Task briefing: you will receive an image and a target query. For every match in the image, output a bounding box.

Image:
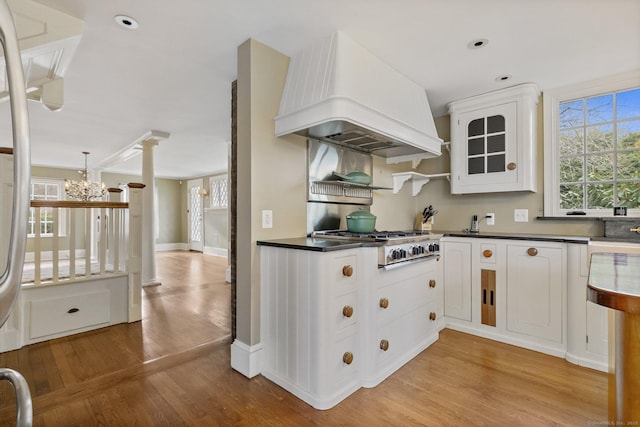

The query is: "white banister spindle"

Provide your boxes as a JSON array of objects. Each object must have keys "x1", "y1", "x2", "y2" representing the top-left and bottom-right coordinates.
[
  {"x1": 84, "y1": 207, "x2": 91, "y2": 278},
  {"x1": 113, "y1": 209, "x2": 121, "y2": 273},
  {"x1": 99, "y1": 207, "x2": 107, "y2": 275},
  {"x1": 127, "y1": 183, "x2": 144, "y2": 322},
  {"x1": 52, "y1": 207, "x2": 59, "y2": 283},
  {"x1": 34, "y1": 207, "x2": 41, "y2": 285},
  {"x1": 69, "y1": 207, "x2": 76, "y2": 279}
]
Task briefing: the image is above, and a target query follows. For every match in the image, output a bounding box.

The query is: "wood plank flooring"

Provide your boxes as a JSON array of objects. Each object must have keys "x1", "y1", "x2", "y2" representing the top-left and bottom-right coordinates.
[{"x1": 0, "y1": 251, "x2": 607, "y2": 426}]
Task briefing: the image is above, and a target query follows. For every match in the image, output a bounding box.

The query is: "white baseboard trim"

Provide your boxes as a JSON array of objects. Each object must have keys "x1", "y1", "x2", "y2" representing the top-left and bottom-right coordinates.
[
  {"x1": 155, "y1": 243, "x2": 189, "y2": 252},
  {"x1": 204, "y1": 247, "x2": 228, "y2": 258},
  {"x1": 230, "y1": 339, "x2": 262, "y2": 378},
  {"x1": 225, "y1": 266, "x2": 231, "y2": 283}
]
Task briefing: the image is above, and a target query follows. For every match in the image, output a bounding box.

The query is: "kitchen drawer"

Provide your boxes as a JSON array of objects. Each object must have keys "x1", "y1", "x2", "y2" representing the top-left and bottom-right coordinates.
[
  {"x1": 331, "y1": 292, "x2": 358, "y2": 333},
  {"x1": 480, "y1": 243, "x2": 497, "y2": 264},
  {"x1": 29, "y1": 290, "x2": 110, "y2": 339},
  {"x1": 376, "y1": 271, "x2": 431, "y2": 325},
  {"x1": 330, "y1": 252, "x2": 359, "y2": 295},
  {"x1": 318, "y1": 330, "x2": 360, "y2": 396},
  {"x1": 374, "y1": 304, "x2": 435, "y2": 369}
]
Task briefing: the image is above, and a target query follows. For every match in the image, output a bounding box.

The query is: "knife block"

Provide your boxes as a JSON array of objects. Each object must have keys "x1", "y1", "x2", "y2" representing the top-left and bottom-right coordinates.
[{"x1": 414, "y1": 213, "x2": 433, "y2": 231}]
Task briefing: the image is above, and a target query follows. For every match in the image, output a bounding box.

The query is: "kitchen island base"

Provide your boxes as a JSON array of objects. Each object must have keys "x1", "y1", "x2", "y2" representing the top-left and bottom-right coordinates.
[{"x1": 259, "y1": 244, "x2": 443, "y2": 409}]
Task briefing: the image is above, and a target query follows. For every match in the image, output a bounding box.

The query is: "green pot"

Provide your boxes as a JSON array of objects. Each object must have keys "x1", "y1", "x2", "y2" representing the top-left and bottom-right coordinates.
[
  {"x1": 333, "y1": 171, "x2": 372, "y2": 185},
  {"x1": 346, "y1": 210, "x2": 377, "y2": 233}
]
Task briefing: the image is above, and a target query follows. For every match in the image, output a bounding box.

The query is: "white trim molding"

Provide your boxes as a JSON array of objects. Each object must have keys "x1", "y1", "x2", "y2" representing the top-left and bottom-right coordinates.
[
  {"x1": 230, "y1": 339, "x2": 263, "y2": 378},
  {"x1": 155, "y1": 243, "x2": 189, "y2": 252}
]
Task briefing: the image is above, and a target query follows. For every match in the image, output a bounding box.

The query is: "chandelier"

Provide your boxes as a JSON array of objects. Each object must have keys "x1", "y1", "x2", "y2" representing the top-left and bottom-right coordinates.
[{"x1": 65, "y1": 151, "x2": 106, "y2": 201}]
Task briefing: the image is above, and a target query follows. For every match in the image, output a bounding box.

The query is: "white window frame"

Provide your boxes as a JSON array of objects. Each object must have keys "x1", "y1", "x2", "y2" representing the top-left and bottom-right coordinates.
[
  {"x1": 28, "y1": 177, "x2": 67, "y2": 237},
  {"x1": 543, "y1": 70, "x2": 640, "y2": 216},
  {"x1": 208, "y1": 175, "x2": 228, "y2": 210}
]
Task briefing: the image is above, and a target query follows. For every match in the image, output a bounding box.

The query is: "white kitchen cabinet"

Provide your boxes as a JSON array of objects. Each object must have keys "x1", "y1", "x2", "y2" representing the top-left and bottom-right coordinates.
[
  {"x1": 260, "y1": 245, "x2": 444, "y2": 409},
  {"x1": 506, "y1": 242, "x2": 565, "y2": 344},
  {"x1": 448, "y1": 83, "x2": 539, "y2": 194},
  {"x1": 442, "y1": 239, "x2": 472, "y2": 321}
]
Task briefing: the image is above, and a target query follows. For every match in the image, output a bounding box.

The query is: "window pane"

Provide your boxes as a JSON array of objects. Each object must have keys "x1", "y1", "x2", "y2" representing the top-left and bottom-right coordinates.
[
  {"x1": 617, "y1": 119, "x2": 640, "y2": 149},
  {"x1": 586, "y1": 153, "x2": 614, "y2": 181},
  {"x1": 487, "y1": 135, "x2": 505, "y2": 153},
  {"x1": 486, "y1": 115, "x2": 505, "y2": 133},
  {"x1": 586, "y1": 124, "x2": 613, "y2": 153},
  {"x1": 468, "y1": 118, "x2": 484, "y2": 137},
  {"x1": 559, "y1": 128, "x2": 583, "y2": 156},
  {"x1": 487, "y1": 154, "x2": 505, "y2": 173},
  {"x1": 617, "y1": 182, "x2": 640, "y2": 209},
  {"x1": 468, "y1": 157, "x2": 484, "y2": 174},
  {"x1": 468, "y1": 137, "x2": 484, "y2": 156},
  {"x1": 587, "y1": 183, "x2": 614, "y2": 209},
  {"x1": 560, "y1": 184, "x2": 583, "y2": 209},
  {"x1": 586, "y1": 94, "x2": 613, "y2": 125},
  {"x1": 559, "y1": 100, "x2": 583, "y2": 128},
  {"x1": 560, "y1": 157, "x2": 583, "y2": 182},
  {"x1": 617, "y1": 88, "x2": 640, "y2": 120},
  {"x1": 33, "y1": 183, "x2": 46, "y2": 197},
  {"x1": 617, "y1": 151, "x2": 640, "y2": 179}
]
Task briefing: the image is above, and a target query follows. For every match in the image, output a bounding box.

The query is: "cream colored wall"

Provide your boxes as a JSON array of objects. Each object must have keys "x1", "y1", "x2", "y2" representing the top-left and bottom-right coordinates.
[
  {"x1": 236, "y1": 39, "x2": 307, "y2": 346},
  {"x1": 412, "y1": 100, "x2": 603, "y2": 237}
]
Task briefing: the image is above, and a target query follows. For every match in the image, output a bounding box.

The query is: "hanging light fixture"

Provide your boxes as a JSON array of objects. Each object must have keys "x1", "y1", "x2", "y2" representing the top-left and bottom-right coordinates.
[{"x1": 65, "y1": 151, "x2": 106, "y2": 201}]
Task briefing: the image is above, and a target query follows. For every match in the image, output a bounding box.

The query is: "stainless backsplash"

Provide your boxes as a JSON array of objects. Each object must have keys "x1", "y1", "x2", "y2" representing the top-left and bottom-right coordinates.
[{"x1": 307, "y1": 139, "x2": 373, "y2": 234}]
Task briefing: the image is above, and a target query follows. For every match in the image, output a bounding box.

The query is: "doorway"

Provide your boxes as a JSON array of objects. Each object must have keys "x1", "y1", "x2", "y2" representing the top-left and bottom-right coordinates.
[{"x1": 187, "y1": 178, "x2": 204, "y2": 252}]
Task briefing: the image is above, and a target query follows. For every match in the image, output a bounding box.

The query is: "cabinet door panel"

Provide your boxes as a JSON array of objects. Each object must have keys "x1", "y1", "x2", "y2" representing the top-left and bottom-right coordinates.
[
  {"x1": 443, "y1": 241, "x2": 472, "y2": 321},
  {"x1": 507, "y1": 244, "x2": 563, "y2": 342}
]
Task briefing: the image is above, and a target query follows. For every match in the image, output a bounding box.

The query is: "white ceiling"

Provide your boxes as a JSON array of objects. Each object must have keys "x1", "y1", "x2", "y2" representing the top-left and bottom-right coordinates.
[{"x1": 1, "y1": 0, "x2": 639, "y2": 179}]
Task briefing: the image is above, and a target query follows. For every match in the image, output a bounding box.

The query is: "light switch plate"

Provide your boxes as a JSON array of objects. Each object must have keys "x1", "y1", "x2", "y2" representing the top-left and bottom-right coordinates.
[
  {"x1": 262, "y1": 210, "x2": 273, "y2": 228},
  {"x1": 514, "y1": 209, "x2": 528, "y2": 222}
]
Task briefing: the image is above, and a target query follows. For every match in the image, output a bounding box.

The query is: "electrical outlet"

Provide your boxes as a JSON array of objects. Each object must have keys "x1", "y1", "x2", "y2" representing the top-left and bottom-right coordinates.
[
  {"x1": 514, "y1": 209, "x2": 528, "y2": 222},
  {"x1": 486, "y1": 213, "x2": 495, "y2": 225},
  {"x1": 262, "y1": 210, "x2": 273, "y2": 228}
]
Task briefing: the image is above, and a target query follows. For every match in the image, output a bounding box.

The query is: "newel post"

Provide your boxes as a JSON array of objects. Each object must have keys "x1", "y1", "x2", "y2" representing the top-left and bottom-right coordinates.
[{"x1": 127, "y1": 183, "x2": 145, "y2": 322}]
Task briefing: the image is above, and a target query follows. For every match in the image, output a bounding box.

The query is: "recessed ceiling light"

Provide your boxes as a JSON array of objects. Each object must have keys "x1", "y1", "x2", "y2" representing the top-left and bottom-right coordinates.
[
  {"x1": 495, "y1": 74, "x2": 512, "y2": 82},
  {"x1": 467, "y1": 38, "x2": 489, "y2": 49},
  {"x1": 114, "y1": 15, "x2": 139, "y2": 30}
]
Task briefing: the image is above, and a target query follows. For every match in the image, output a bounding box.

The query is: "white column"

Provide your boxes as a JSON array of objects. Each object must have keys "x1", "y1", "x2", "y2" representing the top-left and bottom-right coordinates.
[{"x1": 141, "y1": 139, "x2": 160, "y2": 287}]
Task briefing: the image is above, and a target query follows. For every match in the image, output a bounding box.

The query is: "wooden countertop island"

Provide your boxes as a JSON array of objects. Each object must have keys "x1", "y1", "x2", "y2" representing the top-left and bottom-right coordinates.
[{"x1": 588, "y1": 252, "x2": 640, "y2": 423}]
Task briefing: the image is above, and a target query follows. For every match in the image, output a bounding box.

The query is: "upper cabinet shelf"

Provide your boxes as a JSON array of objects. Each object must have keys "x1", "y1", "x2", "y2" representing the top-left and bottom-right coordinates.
[
  {"x1": 391, "y1": 172, "x2": 450, "y2": 196},
  {"x1": 310, "y1": 180, "x2": 392, "y2": 201}
]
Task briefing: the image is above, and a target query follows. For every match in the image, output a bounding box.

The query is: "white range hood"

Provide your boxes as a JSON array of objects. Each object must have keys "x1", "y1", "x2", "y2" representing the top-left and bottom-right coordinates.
[{"x1": 275, "y1": 31, "x2": 442, "y2": 162}]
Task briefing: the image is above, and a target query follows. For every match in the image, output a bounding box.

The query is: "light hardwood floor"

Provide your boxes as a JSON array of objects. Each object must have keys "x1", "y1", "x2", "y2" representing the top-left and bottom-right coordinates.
[{"x1": 0, "y1": 251, "x2": 607, "y2": 426}]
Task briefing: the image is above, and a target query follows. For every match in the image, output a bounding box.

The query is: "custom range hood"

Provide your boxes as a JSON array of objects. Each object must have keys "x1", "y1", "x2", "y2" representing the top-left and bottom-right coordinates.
[{"x1": 275, "y1": 31, "x2": 442, "y2": 162}]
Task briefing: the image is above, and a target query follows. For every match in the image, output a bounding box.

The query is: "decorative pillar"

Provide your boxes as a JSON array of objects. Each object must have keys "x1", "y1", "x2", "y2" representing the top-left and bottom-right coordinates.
[
  {"x1": 127, "y1": 183, "x2": 145, "y2": 322},
  {"x1": 141, "y1": 139, "x2": 160, "y2": 287}
]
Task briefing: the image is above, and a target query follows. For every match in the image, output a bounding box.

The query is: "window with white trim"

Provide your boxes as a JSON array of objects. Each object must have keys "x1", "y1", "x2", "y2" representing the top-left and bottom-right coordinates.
[
  {"x1": 28, "y1": 178, "x2": 66, "y2": 237},
  {"x1": 544, "y1": 71, "x2": 640, "y2": 216},
  {"x1": 209, "y1": 176, "x2": 228, "y2": 209}
]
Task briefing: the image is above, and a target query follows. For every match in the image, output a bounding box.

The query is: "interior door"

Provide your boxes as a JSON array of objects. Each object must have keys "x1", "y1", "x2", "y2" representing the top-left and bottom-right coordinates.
[{"x1": 188, "y1": 179, "x2": 204, "y2": 252}]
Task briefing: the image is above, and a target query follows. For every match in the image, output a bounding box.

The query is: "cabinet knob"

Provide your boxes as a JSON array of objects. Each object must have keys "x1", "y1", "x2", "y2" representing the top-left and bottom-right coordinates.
[
  {"x1": 507, "y1": 162, "x2": 517, "y2": 170},
  {"x1": 342, "y1": 305, "x2": 354, "y2": 318},
  {"x1": 379, "y1": 298, "x2": 389, "y2": 309},
  {"x1": 342, "y1": 265, "x2": 353, "y2": 277},
  {"x1": 483, "y1": 249, "x2": 493, "y2": 258},
  {"x1": 429, "y1": 279, "x2": 436, "y2": 288},
  {"x1": 527, "y1": 247, "x2": 538, "y2": 256},
  {"x1": 379, "y1": 339, "x2": 390, "y2": 352},
  {"x1": 342, "y1": 352, "x2": 354, "y2": 365},
  {"x1": 429, "y1": 312, "x2": 437, "y2": 321},
  {"x1": 630, "y1": 227, "x2": 640, "y2": 233}
]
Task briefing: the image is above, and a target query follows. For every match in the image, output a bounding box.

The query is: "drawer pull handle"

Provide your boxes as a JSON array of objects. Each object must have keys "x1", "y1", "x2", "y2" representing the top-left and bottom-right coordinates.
[
  {"x1": 67, "y1": 308, "x2": 79, "y2": 314},
  {"x1": 630, "y1": 227, "x2": 640, "y2": 233},
  {"x1": 429, "y1": 279, "x2": 436, "y2": 288},
  {"x1": 507, "y1": 162, "x2": 517, "y2": 170},
  {"x1": 342, "y1": 265, "x2": 353, "y2": 277},
  {"x1": 379, "y1": 339, "x2": 389, "y2": 351},
  {"x1": 342, "y1": 305, "x2": 354, "y2": 318},
  {"x1": 527, "y1": 248, "x2": 538, "y2": 256},
  {"x1": 483, "y1": 249, "x2": 493, "y2": 258},
  {"x1": 342, "y1": 352, "x2": 354, "y2": 365},
  {"x1": 379, "y1": 298, "x2": 389, "y2": 309},
  {"x1": 429, "y1": 312, "x2": 437, "y2": 321}
]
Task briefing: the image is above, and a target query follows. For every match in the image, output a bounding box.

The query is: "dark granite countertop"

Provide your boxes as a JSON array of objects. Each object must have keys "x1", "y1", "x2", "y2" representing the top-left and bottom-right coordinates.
[
  {"x1": 588, "y1": 252, "x2": 640, "y2": 313},
  {"x1": 256, "y1": 237, "x2": 383, "y2": 252},
  {"x1": 437, "y1": 230, "x2": 590, "y2": 244}
]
